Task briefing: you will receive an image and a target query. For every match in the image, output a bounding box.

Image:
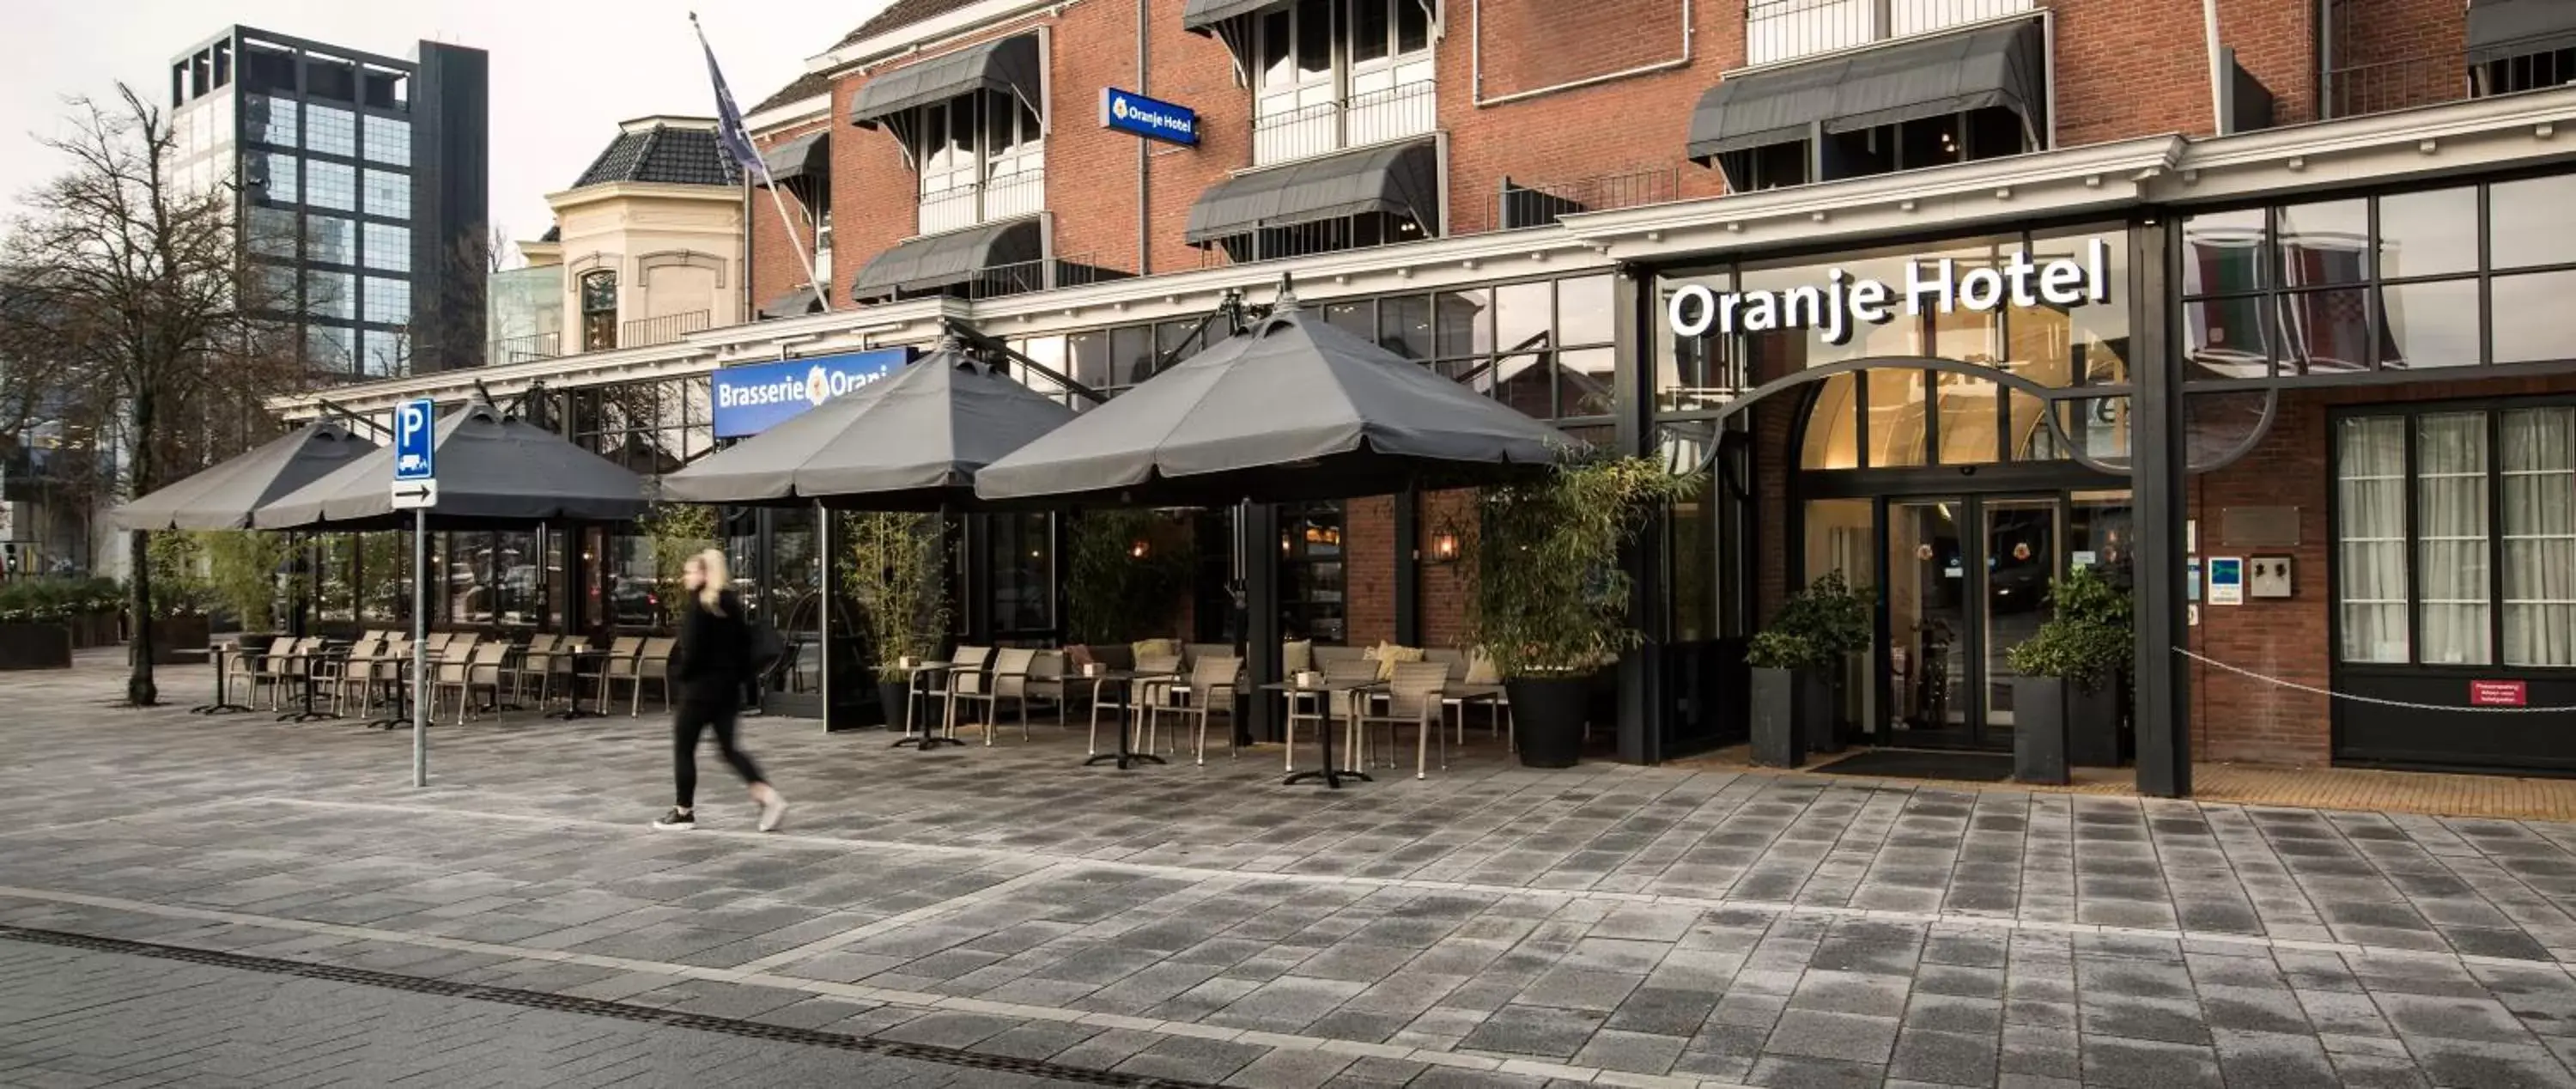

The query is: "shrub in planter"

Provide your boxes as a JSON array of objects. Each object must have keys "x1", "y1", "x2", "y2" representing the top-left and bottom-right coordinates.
[
  {"x1": 0, "y1": 581, "x2": 77, "y2": 670},
  {"x1": 1468, "y1": 453, "x2": 1701, "y2": 768},
  {"x1": 2003, "y1": 565, "x2": 2134, "y2": 780},
  {"x1": 1744, "y1": 572, "x2": 1874, "y2": 766},
  {"x1": 846, "y1": 512, "x2": 953, "y2": 731}
]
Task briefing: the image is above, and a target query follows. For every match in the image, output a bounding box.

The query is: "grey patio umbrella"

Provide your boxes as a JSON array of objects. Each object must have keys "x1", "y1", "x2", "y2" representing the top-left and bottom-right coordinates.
[
  {"x1": 659, "y1": 344, "x2": 1077, "y2": 510},
  {"x1": 255, "y1": 400, "x2": 648, "y2": 530},
  {"x1": 974, "y1": 283, "x2": 1580, "y2": 507},
  {"x1": 111, "y1": 422, "x2": 378, "y2": 531}
]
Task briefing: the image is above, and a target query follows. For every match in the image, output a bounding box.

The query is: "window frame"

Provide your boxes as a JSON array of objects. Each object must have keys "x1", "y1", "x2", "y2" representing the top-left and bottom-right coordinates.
[
  {"x1": 2330, "y1": 394, "x2": 2576, "y2": 671},
  {"x1": 910, "y1": 89, "x2": 1046, "y2": 233}
]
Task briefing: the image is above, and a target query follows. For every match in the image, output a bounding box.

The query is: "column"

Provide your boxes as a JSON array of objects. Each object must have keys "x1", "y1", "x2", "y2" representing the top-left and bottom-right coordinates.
[{"x1": 2129, "y1": 220, "x2": 2193, "y2": 798}]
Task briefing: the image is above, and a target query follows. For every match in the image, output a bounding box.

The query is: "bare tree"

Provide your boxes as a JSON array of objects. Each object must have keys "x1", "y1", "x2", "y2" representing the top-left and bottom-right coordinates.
[{"x1": 0, "y1": 84, "x2": 305, "y2": 704}]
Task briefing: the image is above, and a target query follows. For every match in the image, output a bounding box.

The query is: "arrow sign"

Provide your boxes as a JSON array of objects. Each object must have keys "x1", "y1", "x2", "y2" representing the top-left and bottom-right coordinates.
[{"x1": 390, "y1": 479, "x2": 439, "y2": 509}]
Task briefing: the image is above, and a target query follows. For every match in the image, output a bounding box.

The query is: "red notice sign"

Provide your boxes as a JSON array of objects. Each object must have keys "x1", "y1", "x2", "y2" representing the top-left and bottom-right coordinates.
[{"x1": 2470, "y1": 680, "x2": 2529, "y2": 707}]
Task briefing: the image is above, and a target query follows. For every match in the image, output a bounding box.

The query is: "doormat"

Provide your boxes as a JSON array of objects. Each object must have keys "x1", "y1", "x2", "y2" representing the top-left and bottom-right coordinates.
[{"x1": 1810, "y1": 749, "x2": 2016, "y2": 782}]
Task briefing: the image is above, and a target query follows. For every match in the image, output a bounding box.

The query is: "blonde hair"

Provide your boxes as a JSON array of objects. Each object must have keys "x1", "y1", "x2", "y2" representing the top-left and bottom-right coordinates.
[{"x1": 693, "y1": 548, "x2": 730, "y2": 615}]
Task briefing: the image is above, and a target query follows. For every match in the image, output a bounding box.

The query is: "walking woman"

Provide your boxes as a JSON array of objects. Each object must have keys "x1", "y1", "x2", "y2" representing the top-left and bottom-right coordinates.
[{"x1": 653, "y1": 549, "x2": 787, "y2": 831}]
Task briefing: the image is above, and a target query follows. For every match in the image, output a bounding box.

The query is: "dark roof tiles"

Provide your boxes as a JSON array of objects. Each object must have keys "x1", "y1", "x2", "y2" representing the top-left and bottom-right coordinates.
[
  {"x1": 571, "y1": 122, "x2": 738, "y2": 189},
  {"x1": 750, "y1": 69, "x2": 834, "y2": 116},
  {"x1": 833, "y1": 0, "x2": 986, "y2": 51}
]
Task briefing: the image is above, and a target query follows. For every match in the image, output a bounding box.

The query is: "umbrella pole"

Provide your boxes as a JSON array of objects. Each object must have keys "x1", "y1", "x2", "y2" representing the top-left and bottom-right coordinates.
[{"x1": 816, "y1": 499, "x2": 831, "y2": 732}]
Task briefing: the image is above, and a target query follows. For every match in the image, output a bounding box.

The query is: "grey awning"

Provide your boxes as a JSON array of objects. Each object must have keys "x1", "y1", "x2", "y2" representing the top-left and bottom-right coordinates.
[
  {"x1": 848, "y1": 33, "x2": 1042, "y2": 130},
  {"x1": 112, "y1": 423, "x2": 376, "y2": 531},
  {"x1": 1185, "y1": 140, "x2": 1439, "y2": 246},
  {"x1": 1688, "y1": 18, "x2": 2045, "y2": 162},
  {"x1": 850, "y1": 216, "x2": 1043, "y2": 301},
  {"x1": 1181, "y1": 0, "x2": 1279, "y2": 33},
  {"x1": 759, "y1": 131, "x2": 829, "y2": 187},
  {"x1": 2469, "y1": 0, "x2": 2576, "y2": 65},
  {"x1": 257, "y1": 403, "x2": 647, "y2": 531},
  {"x1": 759, "y1": 285, "x2": 822, "y2": 319}
]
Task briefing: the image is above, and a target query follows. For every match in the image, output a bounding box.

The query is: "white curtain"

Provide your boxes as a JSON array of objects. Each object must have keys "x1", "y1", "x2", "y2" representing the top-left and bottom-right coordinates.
[
  {"x1": 2503, "y1": 408, "x2": 2576, "y2": 666},
  {"x1": 2416, "y1": 412, "x2": 2492, "y2": 665},
  {"x1": 2336, "y1": 417, "x2": 2409, "y2": 662}
]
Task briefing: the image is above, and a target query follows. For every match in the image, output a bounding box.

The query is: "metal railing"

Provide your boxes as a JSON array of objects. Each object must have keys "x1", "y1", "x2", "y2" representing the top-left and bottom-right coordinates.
[
  {"x1": 1253, "y1": 81, "x2": 1437, "y2": 167},
  {"x1": 1743, "y1": 0, "x2": 2033, "y2": 66},
  {"x1": 619, "y1": 310, "x2": 711, "y2": 350},
  {"x1": 963, "y1": 252, "x2": 1127, "y2": 301},
  {"x1": 918, "y1": 169, "x2": 1047, "y2": 236},
  {"x1": 1485, "y1": 167, "x2": 1685, "y2": 233},
  {"x1": 2323, "y1": 49, "x2": 2573, "y2": 119},
  {"x1": 489, "y1": 331, "x2": 562, "y2": 366}
]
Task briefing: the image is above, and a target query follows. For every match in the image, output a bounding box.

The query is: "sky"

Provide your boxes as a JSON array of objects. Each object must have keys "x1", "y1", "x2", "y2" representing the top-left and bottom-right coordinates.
[{"x1": 4, "y1": 0, "x2": 890, "y2": 263}]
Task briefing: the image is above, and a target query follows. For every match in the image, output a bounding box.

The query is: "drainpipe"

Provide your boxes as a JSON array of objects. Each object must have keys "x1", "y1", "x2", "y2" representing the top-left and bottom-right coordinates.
[
  {"x1": 1136, "y1": 0, "x2": 1151, "y2": 276},
  {"x1": 2204, "y1": 0, "x2": 2227, "y2": 135}
]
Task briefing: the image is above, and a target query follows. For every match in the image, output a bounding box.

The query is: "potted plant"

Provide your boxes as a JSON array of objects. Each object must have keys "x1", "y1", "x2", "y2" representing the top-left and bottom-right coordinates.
[
  {"x1": 639, "y1": 502, "x2": 721, "y2": 628},
  {"x1": 846, "y1": 511, "x2": 952, "y2": 730},
  {"x1": 1468, "y1": 453, "x2": 1701, "y2": 768},
  {"x1": 1744, "y1": 572, "x2": 1873, "y2": 767},
  {"x1": 0, "y1": 580, "x2": 76, "y2": 670},
  {"x1": 2003, "y1": 564, "x2": 2134, "y2": 782},
  {"x1": 198, "y1": 529, "x2": 295, "y2": 642}
]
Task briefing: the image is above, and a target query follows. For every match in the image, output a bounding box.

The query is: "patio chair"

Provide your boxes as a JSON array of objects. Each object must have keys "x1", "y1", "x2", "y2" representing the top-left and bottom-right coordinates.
[
  {"x1": 512, "y1": 634, "x2": 564, "y2": 705},
  {"x1": 1149, "y1": 654, "x2": 1242, "y2": 765},
  {"x1": 1182, "y1": 642, "x2": 1234, "y2": 667},
  {"x1": 629, "y1": 636, "x2": 677, "y2": 716},
  {"x1": 1123, "y1": 652, "x2": 1184, "y2": 751},
  {"x1": 1023, "y1": 649, "x2": 1072, "y2": 727},
  {"x1": 325, "y1": 636, "x2": 385, "y2": 715},
  {"x1": 263, "y1": 637, "x2": 323, "y2": 710},
  {"x1": 231, "y1": 636, "x2": 291, "y2": 709},
  {"x1": 951, "y1": 647, "x2": 1039, "y2": 744},
  {"x1": 589, "y1": 636, "x2": 646, "y2": 711},
  {"x1": 1285, "y1": 657, "x2": 1381, "y2": 771},
  {"x1": 934, "y1": 646, "x2": 992, "y2": 741},
  {"x1": 1348, "y1": 660, "x2": 1454, "y2": 779},
  {"x1": 430, "y1": 640, "x2": 512, "y2": 724},
  {"x1": 1311, "y1": 644, "x2": 1370, "y2": 670}
]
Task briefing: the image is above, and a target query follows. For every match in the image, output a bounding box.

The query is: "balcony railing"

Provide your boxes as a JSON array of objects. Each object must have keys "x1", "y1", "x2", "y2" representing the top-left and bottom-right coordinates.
[
  {"x1": 962, "y1": 252, "x2": 1127, "y2": 301},
  {"x1": 1253, "y1": 81, "x2": 1437, "y2": 167},
  {"x1": 919, "y1": 169, "x2": 1047, "y2": 236},
  {"x1": 1743, "y1": 0, "x2": 2033, "y2": 66},
  {"x1": 619, "y1": 311, "x2": 711, "y2": 350},
  {"x1": 1485, "y1": 167, "x2": 1686, "y2": 233},
  {"x1": 490, "y1": 331, "x2": 562, "y2": 366}
]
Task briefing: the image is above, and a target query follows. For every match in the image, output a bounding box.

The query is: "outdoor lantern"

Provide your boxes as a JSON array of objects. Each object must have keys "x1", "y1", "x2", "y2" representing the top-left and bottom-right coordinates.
[
  {"x1": 1430, "y1": 531, "x2": 1461, "y2": 564},
  {"x1": 1128, "y1": 538, "x2": 1150, "y2": 559}
]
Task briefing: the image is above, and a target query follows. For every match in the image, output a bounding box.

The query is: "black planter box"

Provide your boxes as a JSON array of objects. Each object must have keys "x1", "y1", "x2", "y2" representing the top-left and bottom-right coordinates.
[
  {"x1": 1508, "y1": 675, "x2": 1591, "y2": 768},
  {"x1": 1751, "y1": 667, "x2": 1832, "y2": 768},
  {"x1": 2067, "y1": 680, "x2": 2123, "y2": 767},
  {"x1": 149, "y1": 615, "x2": 213, "y2": 665},
  {"x1": 0, "y1": 623, "x2": 74, "y2": 671},
  {"x1": 2013, "y1": 676, "x2": 2071, "y2": 784}
]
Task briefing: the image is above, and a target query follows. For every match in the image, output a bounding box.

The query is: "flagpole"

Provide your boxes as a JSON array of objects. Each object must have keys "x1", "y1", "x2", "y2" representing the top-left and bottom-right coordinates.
[{"x1": 693, "y1": 12, "x2": 833, "y2": 313}]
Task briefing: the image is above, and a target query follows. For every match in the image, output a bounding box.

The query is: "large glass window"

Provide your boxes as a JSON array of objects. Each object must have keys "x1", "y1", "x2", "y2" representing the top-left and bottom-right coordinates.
[
  {"x1": 253, "y1": 150, "x2": 298, "y2": 204},
  {"x1": 913, "y1": 90, "x2": 1043, "y2": 234},
  {"x1": 361, "y1": 118, "x2": 410, "y2": 166},
  {"x1": 2336, "y1": 402, "x2": 2576, "y2": 668},
  {"x1": 305, "y1": 161, "x2": 355, "y2": 211},
  {"x1": 361, "y1": 169, "x2": 409, "y2": 219},
  {"x1": 361, "y1": 276, "x2": 410, "y2": 325},
  {"x1": 1253, "y1": 0, "x2": 1435, "y2": 164},
  {"x1": 2184, "y1": 175, "x2": 2576, "y2": 380},
  {"x1": 305, "y1": 214, "x2": 354, "y2": 265},
  {"x1": 247, "y1": 206, "x2": 297, "y2": 258},
  {"x1": 361, "y1": 222, "x2": 410, "y2": 271},
  {"x1": 990, "y1": 513, "x2": 1055, "y2": 634},
  {"x1": 305, "y1": 103, "x2": 355, "y2": 156},
  {"x1": 1281, "y1": 501, "x2": 1346, "y2": 642},
  {"x1": 580, "y1": 270, "x2": 617, "y2": 352}
]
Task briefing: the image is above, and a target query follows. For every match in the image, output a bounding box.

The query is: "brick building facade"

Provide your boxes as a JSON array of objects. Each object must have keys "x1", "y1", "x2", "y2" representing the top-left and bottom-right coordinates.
[{"x1": 276, "y1": 0, "x2": 2576, "y2": 793}]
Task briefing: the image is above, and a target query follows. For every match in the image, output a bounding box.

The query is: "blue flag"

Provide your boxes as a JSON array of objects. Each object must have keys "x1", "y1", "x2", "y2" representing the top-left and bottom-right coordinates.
[{"x1": 692, "y1": 14, "x2": 767, "y2": 186}]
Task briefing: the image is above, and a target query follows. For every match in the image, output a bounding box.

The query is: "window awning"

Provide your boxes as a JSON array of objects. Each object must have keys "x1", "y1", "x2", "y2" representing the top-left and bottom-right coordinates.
[
  {"x1": 2468, "y1": 0, "x2": 2576, "y2": 65},
  {"x1": 1185, "y1": 139, "x2": 1440, "y2": 246},
  {"x1": 758, "y1": 285, "x2": 823, "y2": 319},
  {"x1": 1688, "y1": 19, "x2": 2046, "y2": 166},
  {"x1": 850, "y1": 216, "x2": 1043, "y2": 301},
  {"x1": 848, "y1": 33, "x2": 1042, "y2": 131},
  {"x1": 1180, "y1": 0, "x2": 1278, "y2": 33},
  {"x1": 759, "y1": 132, "x2": 829, "y2": 188}
]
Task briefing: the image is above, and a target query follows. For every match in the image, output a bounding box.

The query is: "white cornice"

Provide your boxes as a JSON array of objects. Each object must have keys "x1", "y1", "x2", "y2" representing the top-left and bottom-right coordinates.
[
  {"x1": 546, "y1": 181, "x2": 748, "y2": 211},
  {"x1": 748, "y1": 97, "x2": 830, "y2": 135},
  {"x1": 2153, "y1": 86, "x2": 2576, "y2": 204},
  {"x1": 812, "y1": 0, "x2": 1073, "y2": 75},
  {"x1": 1562, "y1": 136, "x2": 2184, "y2": 262}
]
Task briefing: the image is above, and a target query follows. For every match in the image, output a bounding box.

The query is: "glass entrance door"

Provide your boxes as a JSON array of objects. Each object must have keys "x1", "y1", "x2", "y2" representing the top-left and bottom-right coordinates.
[{"x1": 1876, "y1": 496, "x2": 2061, "y2": 750}]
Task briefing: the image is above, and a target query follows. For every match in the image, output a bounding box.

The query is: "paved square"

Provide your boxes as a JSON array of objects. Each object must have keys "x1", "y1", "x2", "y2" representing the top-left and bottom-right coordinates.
[{"x1": 8, "y1": 653, "x2": 2576, "y2": 1087}]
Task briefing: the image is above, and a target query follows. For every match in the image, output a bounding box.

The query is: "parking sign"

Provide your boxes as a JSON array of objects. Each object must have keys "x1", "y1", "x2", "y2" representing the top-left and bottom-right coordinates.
[{"x1": 394, "y1": 398, "x2": 435, "y2": 481}]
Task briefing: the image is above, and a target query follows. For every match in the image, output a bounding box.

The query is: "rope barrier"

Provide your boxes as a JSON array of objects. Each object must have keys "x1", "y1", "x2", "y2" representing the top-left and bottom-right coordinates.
[{"x1": 2175, "y1": 647, "x2": 2576, "y2": 714}]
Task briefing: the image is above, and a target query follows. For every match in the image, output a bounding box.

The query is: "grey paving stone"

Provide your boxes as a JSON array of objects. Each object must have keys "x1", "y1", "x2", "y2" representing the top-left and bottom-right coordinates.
[
  {"x1": 1221, "y1": 1047, "x2": 1358, "y2": 1089},
  {"x1": 1569, "y1": 1026, "x2": 1686, "y2": 1074},
  {"x1": 1457, "y1": 1001, "x2": 1605, "y2": 1060},
  {"x1": 1114, "y1": 1035, "x2": 1270, "y2": 1084},
  {"x1": 2081, "y1": 1034, "x2": 2225, "y2": 1089},
  {"x1": 1762, "y1": 1008, "x2": 1899, "y2": 1065}
]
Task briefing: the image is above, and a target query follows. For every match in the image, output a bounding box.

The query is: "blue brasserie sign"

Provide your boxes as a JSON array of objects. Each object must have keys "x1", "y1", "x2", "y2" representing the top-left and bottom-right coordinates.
[
  {"x1": 710, "y1": 347, "x2": 911, "y2": 438},
  {"x1": 1101, "y1": 87, "x2": 1198, "y2": 147}
]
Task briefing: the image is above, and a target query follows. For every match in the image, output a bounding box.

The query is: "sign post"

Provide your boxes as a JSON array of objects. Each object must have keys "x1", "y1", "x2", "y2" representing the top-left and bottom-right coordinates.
[{"x1": 392, "y1": 398, "x2": 438, "y2": 787}]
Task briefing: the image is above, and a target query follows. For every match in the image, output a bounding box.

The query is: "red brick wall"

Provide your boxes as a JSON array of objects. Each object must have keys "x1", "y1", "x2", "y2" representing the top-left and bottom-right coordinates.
[
  {"x1": 2320, "y1": 0, "x2": 2470, "y2": 117},
  {"x1": 749, "y1": 119, "x2": 831, "y2": 309},
  {"x1": 2188, "y1": 374, "x2": 2576, "y2": 765},
  {"x1": 1345, "y1": 496, "x2": 1396, "y2": 646}
]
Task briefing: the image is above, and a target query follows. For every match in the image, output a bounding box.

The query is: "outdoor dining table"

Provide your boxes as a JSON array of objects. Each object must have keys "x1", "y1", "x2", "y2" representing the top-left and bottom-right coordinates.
[
  {"x1": 894, "y1": 662, "x2": 966, "y2": 750},
  {"x1": 358, "y1": 649, "x2": 440, "y2": 731},
  {"x1": 273, "y1": 643, "x2": 347, "y2": 724},
  {"x1": 1443, "y1": 682, "x2": 1509, "y2": 742},
  {"x1": 191, "y1": 643, "x2": 254, "y2": 715},
  {"x1": 548, "y1": 648, "x2": 616, "y2": 721},
  {"x1": 1081, "y1": 669, "x2": 1177, "y2": 770},
  {"x1": 1259, "y1": 678, "x2": 1383, "y2": 788}
]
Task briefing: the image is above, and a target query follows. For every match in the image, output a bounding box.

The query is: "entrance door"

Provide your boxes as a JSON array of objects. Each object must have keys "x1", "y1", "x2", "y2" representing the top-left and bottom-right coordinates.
[{"x1": 1879, "y1": 496, "x2": 2059, "y2": 750}]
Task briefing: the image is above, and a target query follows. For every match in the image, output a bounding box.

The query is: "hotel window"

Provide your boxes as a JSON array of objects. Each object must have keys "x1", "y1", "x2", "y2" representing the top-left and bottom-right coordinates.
[
  {"x1": 2183, "y1": 175, "x2": 2576, "y2": 382},
  {"x1": 1745, "y1": 0, "x2": 2034, "y2": 66},
  {"x1": 914, "y1": 91, "x2": 1045, "y2": 235},
  {"x1": 580, "y1": 271, "x2": 618, "y2": 352},
  {"x1": 1253, "y1": 0, "x2": 1436, "y2": 165},
  {"x1": 2336, "y1": 405, "x2": 2576, "y2": 667}
]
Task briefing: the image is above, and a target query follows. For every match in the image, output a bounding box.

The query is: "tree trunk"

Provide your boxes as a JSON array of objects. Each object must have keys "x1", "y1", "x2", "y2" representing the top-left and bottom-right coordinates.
[{"x1": 125, "y1": 387, "x2": 156, "y2": 706}]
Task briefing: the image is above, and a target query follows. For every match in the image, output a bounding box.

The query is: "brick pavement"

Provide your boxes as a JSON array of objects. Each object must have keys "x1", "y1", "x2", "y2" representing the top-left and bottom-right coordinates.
[{"x1": 8, "y1": 653, "x2": 2576, "y2": 1086}]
